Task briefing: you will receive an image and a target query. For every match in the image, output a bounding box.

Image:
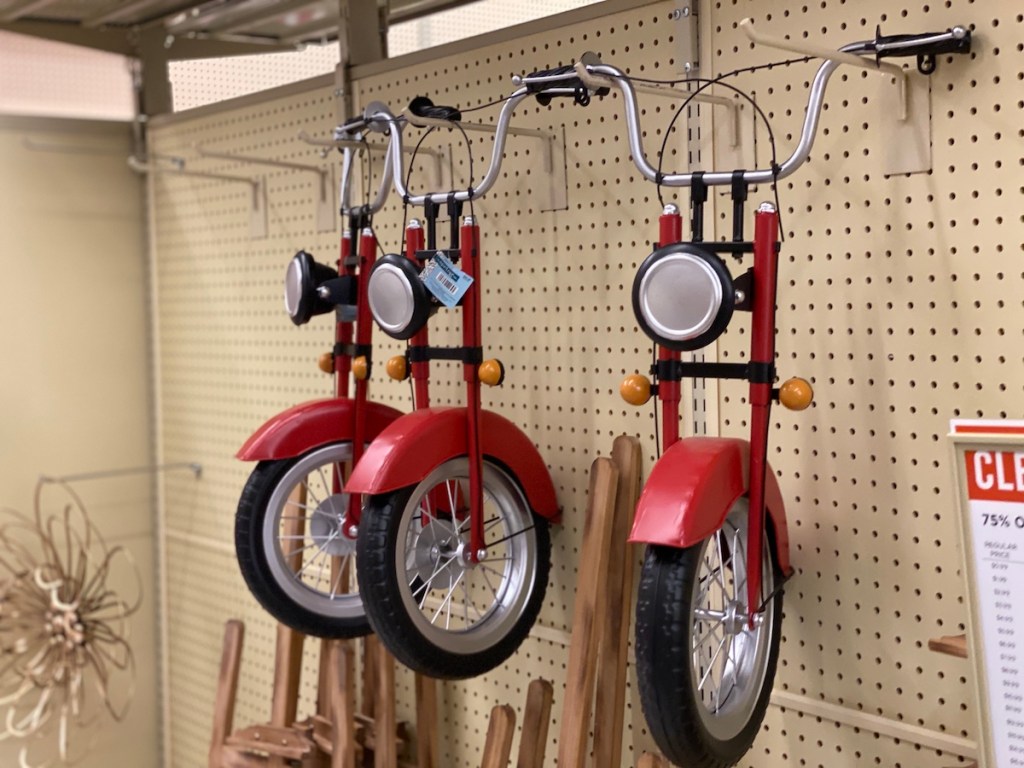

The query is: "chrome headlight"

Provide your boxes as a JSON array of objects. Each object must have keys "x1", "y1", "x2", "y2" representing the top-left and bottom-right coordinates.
[
  {"x1": 632, "y1": 243, "x2": 735, "y2": 351},
  {"x1": 284, "y1": 250, "x2": 338, "y2": 325},
  {"x1": 367, "y1": 254, "x2": 433, "y2": 340}
]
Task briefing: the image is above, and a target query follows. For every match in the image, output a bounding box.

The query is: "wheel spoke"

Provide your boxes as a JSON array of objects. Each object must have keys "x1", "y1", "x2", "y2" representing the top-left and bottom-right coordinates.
[
  {"x1": 486, "y1": 525, "x2": 534, "y2": 548},
  {"x1": 412, "y1": 554, "x2": 457, "y2": 607},
  {"x1": 478, "y1": 564, "x2": 501, "y2": 606},
  {"x1": 698, "y1": 635, "x2": 727, "y2": 692},
  {"x1": 329, "y1": 560, "x2": 346, "y2": 599},
  {"x1": 430, "y1": 569, "x2": 466, "y2": 625},
  {"x1": 693, "y1": 618, "x2": 725, "y2": 649}
]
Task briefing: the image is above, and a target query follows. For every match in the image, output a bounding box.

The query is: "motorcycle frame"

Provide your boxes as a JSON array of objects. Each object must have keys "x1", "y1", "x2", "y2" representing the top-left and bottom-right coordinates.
[
  {"x1": 237, "y1": 143, "x2": 400, "y2": 540},
  {"x1": 648, "y1": 202, "x2": 786, "y2": 622},
  {"x1": 344, "y1": 102, "x2": 565, "y2": 559}
]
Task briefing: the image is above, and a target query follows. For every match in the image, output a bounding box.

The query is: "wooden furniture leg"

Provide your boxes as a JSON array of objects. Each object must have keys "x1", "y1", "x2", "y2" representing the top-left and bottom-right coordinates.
[
  {"x1": 515, "y1": 679, "x2": 554, "y2": 768},
  {"x1": 556, "y1": 458, "x2": 620, "y2": 768},
  {"x1": 374, "y1": 645, "x2": 397, "y2": 768},
  {"x1": 415, "y1": 674, "x2": 438, "y2": 768},
  {"x1": 593, "y1": 436, "x2": 642, "y2": 768},
  {"x1": 330, "y1": 641, "x2": 357, "y2": 768},
  {"x1": 480, "y1": 705, "x2": 516, "y2": 768},
  {"x1": 208, "y1": 620, "x2": 245, "y2": 768}
]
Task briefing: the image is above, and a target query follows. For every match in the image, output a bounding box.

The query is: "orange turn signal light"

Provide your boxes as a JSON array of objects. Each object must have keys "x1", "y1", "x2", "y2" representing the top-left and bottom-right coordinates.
[
  {"x1": 386, "y1": 355, "x2": 408, "y2": 381},
  {"x1": 352, "y1": 356, "x2": 369, "y2": 381},
  {"x1": 318, "y1": 352, "x2": 334, "y2": 374},
  {"x1": 620, "y1": 374, "x2": 652, "y2": 406},
  {"x1": 479, "y1": 359, "x2": 505, "y2": 387},
  {"x1": 779, "y1": 377, "x2": 813, "y2": 411}
]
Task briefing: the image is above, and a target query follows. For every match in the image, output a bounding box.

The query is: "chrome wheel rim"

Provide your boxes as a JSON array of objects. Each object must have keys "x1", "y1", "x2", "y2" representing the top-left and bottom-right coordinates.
[
  {"x1": 394, "y1": 458, "x2": 538, "y2": 655},
  {"x1": 264, "y1": 443, "x2": 363, "y2": 619},
  {"x1": 689, "y1": 499, "x2": 776, "y2": 741}
]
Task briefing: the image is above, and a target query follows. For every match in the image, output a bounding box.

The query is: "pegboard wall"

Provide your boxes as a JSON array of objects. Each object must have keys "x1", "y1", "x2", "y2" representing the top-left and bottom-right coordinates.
[{"x1": 147, "y1": 0, "x2": 1019, "y2": 765}]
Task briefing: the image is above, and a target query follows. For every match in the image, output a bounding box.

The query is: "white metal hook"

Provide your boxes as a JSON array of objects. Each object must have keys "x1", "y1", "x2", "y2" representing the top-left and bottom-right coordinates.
[
  {"x1": 402, "y1": 110, "x2": 558, "y2": 174},
  {"x1": 739, "y1": 17, "x2": 907, "y2": 119}
]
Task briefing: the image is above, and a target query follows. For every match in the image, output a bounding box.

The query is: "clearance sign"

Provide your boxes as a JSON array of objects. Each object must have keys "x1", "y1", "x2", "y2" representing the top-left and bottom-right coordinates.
[{"x1": 952, "y1": 420, "x2": 1024, "y2": 768}]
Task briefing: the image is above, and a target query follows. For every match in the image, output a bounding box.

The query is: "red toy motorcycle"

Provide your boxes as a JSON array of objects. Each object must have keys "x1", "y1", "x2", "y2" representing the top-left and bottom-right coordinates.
[
  {"x1": 518, "y1": 22, "x2": 970, "y2": 767},
  {"x1": 234, "y1": 120, "x2": 402, "y2": 638},
  {"x1": 343, "y1": 96, "x2": 569, "y2": 679}
]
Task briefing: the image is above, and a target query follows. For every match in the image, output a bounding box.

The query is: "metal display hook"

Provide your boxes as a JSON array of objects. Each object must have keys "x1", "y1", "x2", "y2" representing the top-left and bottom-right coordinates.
[
  {"x1": 297, "y1": 129, "x2": 446, "y2": 187},
  {"x1": 739, "y1": 17, "x2": 908, "y2": 120},
  {"x1": 128, "y1": 154, "x2": 268, "y2": 238},
  {"x1": 39, "y1": 461, "x2": 203, "y2": 484},
  {"x1": 400, "y1": 110, "x2": 568, "y2": 211},
  {"x1": 21, "y1": 137, "x2": 125, "y2": 156},
  {"x1": 195, "y1": 142, "x2": 336, "y2": 233}
]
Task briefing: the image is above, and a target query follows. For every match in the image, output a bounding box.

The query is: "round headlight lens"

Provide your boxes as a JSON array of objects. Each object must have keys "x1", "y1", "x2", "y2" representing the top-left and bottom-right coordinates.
[
  {"x1": 284, "y1": 255, "x2": 306, "y2": 319},
  {"x1": 283, "y1": 251, "x2": 337, "y2": 326},
  {"x1": 367, "y1": 254, "x2": 432, "y2": 340},
  {"x1": 632, "y1": 244, "x2": 734, "y2": 351}
]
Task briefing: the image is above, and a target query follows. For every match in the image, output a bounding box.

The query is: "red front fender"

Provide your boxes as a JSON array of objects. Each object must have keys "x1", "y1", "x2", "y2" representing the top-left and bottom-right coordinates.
[
  {"x1": 237, "y1": 398, "x2": 405, "y2": 461},
  {"x1": 344, "y1": 407, "x2": 559, "y2": 521},
  {"x1": 629, "y1": 437, "x2": 792, "y2": 575}
]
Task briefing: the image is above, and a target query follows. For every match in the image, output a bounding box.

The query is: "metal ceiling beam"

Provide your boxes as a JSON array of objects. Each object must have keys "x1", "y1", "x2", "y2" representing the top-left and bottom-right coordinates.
[
  {"x1": 163, "y1": 33, "x2": 298, "y2": 58},
  {"x1": 220, "y1": 0, "x2": 320, "y2": 34},
  {"x1": 84, "y1": 0, "x2": 183, "y2": 28},
  {"x1": 166, "y1": 0, "x2": 272, "y2": 34},
  {"x1": 279, "y1": 14, "x2": 340, "y2": 44},
  {"x1": 0, "y1": 19, "x2": 133, "y2": 54},
  {"x1": 388, "y1": 0, "x2": 480, "y2": 25},
  {"x1": 0, "y1": 0, "x2": 61, "y2": 24}
]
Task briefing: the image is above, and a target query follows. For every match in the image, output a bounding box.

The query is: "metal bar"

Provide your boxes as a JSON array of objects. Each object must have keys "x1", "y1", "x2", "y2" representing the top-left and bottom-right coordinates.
[
  {"x1": 0, "y1": 0, "x2": 61, "y2": 23},
  {"x1": 21, "y1": 137, "x2": 124, "y2": 156},
  {"x1": 166, "y1": 0, "x2": 295, "y2": 34},
  {"x1": 280, "y1": 14, "x2": 341, "y2": 44},
  {"x1": 382, "y1": 86, "x2": 577, "y2": 205},
  {"x1": 84, "y1": 0, "x2": 177, "y2": 27},
  {"x1": 39, "y1": 461, "x2": 202, "y2": 484},
  {"x1": 194, "y1": 143, "x2": 328, "y2": 176},
  {"x1": 633, "y1": 83, "x2": 741, "y2": 148},
  {"x1": 128, "y1": 155, "x2": 258, "y2": 186},
  {"x1": 404, "y1": 113, "x2": 555, "y2": 172},
  {"x1": 739, "y1": 17, "x2": 907, "y2": 119}
]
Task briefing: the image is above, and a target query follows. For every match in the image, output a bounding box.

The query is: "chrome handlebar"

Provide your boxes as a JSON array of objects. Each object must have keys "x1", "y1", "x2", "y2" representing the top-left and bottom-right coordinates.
[
  {"x1": 361, "y1": 88, "x2": 578, "y2": 206},
  {"x1": 335, "y1": 109, "x2": 395, "y2": 217},
  {"x1": 515, "y1": 24, "x2": 969, "y2": 188}
]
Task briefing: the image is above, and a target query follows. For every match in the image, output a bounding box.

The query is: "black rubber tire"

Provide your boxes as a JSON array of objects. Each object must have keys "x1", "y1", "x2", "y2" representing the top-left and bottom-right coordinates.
[
  {"x1": 635, "y1": 522, "x2": 783, "y2": 768},
  {"x1": 236, "y1": 445, "x2": 371, "y2": 639},
  {"x1": 356, "y1": 458, "x2": 551, "y2": 679}
]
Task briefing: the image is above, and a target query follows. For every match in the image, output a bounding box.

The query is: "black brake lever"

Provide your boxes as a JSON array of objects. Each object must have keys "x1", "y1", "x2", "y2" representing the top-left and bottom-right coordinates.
[{"x1": 871, "y1": 25, "x2": 971, "y2": 75}]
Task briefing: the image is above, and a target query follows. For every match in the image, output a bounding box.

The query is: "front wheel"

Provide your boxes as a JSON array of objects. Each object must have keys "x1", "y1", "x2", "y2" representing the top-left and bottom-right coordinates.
[
  {"x1": 634, "y1": 498, "x2": 783, "y2": 768},
  {"x1": 236, "y1": 441, "x2": 370, "y2": 638},
  {"x1": 356, "y1": 457, "x2": 551, "y2": 679}
]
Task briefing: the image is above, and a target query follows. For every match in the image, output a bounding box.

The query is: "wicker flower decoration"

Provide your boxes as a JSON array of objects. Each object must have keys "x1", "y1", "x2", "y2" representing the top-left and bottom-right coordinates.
[{"x1": 0, "y1": 481, "x2": 141, "y2": 766}]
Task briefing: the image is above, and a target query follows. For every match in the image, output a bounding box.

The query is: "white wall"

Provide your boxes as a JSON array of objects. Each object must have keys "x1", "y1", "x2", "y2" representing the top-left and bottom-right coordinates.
[{"x1": 0, "y1": 116, "x2": 158, "y2": 767}]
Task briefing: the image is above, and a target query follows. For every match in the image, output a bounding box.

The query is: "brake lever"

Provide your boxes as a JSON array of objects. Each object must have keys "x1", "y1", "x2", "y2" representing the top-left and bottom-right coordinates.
[{"x1": 872, "y1": 24, "x2": 971, "y2": 74}]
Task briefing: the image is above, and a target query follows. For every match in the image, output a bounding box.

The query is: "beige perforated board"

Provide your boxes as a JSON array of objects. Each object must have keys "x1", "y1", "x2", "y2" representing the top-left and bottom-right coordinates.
[{"x1": 149, "y1": 0, "x2": 1016, "y2": 765}]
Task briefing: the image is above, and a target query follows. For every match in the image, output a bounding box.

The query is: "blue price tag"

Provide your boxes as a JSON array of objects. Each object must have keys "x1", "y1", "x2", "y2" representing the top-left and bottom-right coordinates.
[{"x1": 421, "y1": 252, "x2": 474, "y2": 308}]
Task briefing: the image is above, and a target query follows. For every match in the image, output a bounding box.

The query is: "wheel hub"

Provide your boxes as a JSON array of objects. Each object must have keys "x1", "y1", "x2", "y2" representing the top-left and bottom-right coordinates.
[
  {"x1": 723, "y1": 599, "x2": 748, "y2": 635},
  {"x1": 309, "y1": 494, "x2": 356, "y2": 557}
]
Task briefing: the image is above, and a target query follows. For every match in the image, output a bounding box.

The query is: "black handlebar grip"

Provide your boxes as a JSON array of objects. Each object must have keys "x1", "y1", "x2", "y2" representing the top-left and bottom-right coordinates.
[{"x1": 409, "y1": 96, "x2": 462, "y2": 123}]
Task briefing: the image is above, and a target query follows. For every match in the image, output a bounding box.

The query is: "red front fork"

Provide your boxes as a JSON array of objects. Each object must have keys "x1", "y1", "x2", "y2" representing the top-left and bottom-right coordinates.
[
  {"x1": 746, "y1": 208, "x2": 780, "y2": 619},
  {"x1": 461, "y1": 220, "x2": 486, "y2": 560},
  {"x1": 342, "y1": 227, "x2": 378, "y2": 528},
  {"x1": 335, "y1": 231, "x2": 354, "y2": 399},
  {"x1": 658, "y1": 208, "x2": 683, "y2": 448},
  {"x1": 405, "y1": 222, "x2": 431, "y2": 409}
]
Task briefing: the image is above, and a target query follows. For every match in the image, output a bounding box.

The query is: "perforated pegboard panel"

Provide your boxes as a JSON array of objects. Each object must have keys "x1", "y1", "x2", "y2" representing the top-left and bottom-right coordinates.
[{"x1": 150, "y1": 0, "x2": 1014, "y2": 765}]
